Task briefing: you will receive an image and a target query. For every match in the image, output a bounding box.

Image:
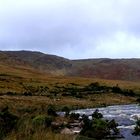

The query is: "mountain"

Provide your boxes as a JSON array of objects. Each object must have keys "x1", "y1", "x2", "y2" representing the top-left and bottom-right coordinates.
[
  {"x1": 1, "y1": 51, "x2": 72, "y2": 75},
  {"x1": 71, "y1": 59, "x2": 140, "y2": 81},
  {"x1": 0, "y1": 50, "x2": 140, "y2": 81}
]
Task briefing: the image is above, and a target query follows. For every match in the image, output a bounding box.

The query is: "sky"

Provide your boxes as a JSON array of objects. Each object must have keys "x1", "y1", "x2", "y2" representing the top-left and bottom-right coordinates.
[{"x1": 0, "y1": 0, "x2": 140, "y2": 59}]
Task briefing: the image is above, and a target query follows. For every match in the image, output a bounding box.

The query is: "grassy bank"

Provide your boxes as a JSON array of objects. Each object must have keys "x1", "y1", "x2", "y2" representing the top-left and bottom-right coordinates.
[{"x1": 0, "y1": 75, "x2": 139, "y2": 139}]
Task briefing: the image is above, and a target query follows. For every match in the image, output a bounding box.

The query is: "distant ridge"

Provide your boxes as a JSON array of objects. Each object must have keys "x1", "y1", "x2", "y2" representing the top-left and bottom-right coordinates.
[{"x1": 0, "y1": 50, "x2": 140, "y2": 81}]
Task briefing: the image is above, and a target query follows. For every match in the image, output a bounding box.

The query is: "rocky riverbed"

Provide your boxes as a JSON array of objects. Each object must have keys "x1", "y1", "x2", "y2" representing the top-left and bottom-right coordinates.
[{"x1": 71, "y1": 104, "x2": 140, "y2": 140}]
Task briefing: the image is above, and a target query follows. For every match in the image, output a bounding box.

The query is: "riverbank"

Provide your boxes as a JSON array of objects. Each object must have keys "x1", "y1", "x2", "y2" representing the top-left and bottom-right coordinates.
[
  {"x1": 0, "y1": 80, "x2": 139, "y2": 140},
  {"x1": 0, "y1": 95, "x2": 138, "y2": 140},
  {"x1": 0, "y1": 93, "x2": 137, "y2": 115}
]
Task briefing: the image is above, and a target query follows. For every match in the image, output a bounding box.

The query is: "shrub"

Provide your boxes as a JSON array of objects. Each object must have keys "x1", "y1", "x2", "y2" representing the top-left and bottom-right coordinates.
[
  {"x1": 87, "y1": 82, "x2": 100, "y2": 91},
  {"x1": 81, "y1": 115, "x2": 92, "y2": 131},
  {"x1": 90, "y1": 119, "x2": 110, "y2": 138},
  {"x1": 23, "y1": 92, "x2": 32, "y2": 96},
  {"x1": 108, "y1": 119, "x2": 119, "y2": 134},
  {"x1": 132, "y1": 119, "x2": 140, "y2": 136},
  {"x1": 0, "y1": 106, "x2": 18, "y2": 138},
  {"x1": 6, "y1": 91, "x2": 16, "y2": 95},
  {"x1": 62, "y1": 106, "x2": 70, "y2": 117},
  {"x1": 80, "y1": 110, "x2": 119, "y2": 139},
  {"x1": 122, "y1": 89, "x2": 135, "y2": 96},
  {"x1": 45, "y1": 116, "x2": 54, "y2": 127},
  {"x1": 47, "y1": 105, "x2": 57, "y2": 116},
  {"x1": 136, "y1": 98, "x2": 140, "y2": 103},
  {"x1": 32, "y1": 115, "x2": 53, "y2": 128},
  {"x1": 70, "y1": 113, "x2": 80, "y2": 120},
  {"x1": 112, "y1": 86, "x2": 122, "y2": 93},
  {"x1": 92, "y1": 109, "x2": 103, "y2": 119}
]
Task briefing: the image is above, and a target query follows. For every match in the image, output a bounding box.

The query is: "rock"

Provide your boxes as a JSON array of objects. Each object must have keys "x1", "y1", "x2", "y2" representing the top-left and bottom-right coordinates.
[
  {"x1": 69, "y1": 122, "x2": 81, "y2": 128},
  {"x1": 51, "y1": 122, "x2": 63, "y2": 129},
  {"x1": 61, "y1": 128, "x2": 74, "y2": 135},
  {"x1": 72, "y1": 127, "x2": 81, "y2": 134},
  {"x1": 131, "y1": 114, "x2": 140, "y2": 120}
]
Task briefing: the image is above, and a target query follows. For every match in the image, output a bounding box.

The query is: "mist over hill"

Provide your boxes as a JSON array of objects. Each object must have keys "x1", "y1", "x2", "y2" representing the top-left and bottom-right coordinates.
[{"x1": 0, "y1": 50, "x2": 140, "y2": 81}]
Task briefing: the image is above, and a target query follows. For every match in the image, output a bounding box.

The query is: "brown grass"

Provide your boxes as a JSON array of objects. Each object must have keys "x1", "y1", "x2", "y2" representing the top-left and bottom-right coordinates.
[
  {"x1": 0, "y1": 93, "x2": 136, "y2": 117},
  {"x1": 5, "y1": 131, "x2": 75, "y2": 140}
]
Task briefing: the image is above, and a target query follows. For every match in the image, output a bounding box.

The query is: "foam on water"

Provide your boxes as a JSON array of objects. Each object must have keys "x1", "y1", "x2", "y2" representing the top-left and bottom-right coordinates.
[{"x1": 71, "y1": 104, "x2": 140, "y2": 140}]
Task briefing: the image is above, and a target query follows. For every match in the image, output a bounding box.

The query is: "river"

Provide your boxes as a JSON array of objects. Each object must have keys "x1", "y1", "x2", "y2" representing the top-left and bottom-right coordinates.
[{"x1": 71, "y1": 104, "x2": 140, "y2": 140}]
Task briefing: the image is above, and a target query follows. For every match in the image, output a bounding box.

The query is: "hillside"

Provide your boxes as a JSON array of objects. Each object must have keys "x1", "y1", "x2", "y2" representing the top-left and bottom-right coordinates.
[
  {"x1": 0, "y1": 50, "x2": 140, "y2": 81},
  {"x1": 71, "y1": 58, "x2": 140, "y2": 81},
  {"x1": 0, "y1": 51, "x2": 72, "y2": 76},
  {"x1": 0, "y1": 51, "x2": 140, "y2": 140}
]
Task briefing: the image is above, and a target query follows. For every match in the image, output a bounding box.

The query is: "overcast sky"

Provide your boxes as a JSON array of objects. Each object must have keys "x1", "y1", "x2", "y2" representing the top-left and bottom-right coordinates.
[{"x1": 0, "y1": 0, "x2": 140, "y2": 59}]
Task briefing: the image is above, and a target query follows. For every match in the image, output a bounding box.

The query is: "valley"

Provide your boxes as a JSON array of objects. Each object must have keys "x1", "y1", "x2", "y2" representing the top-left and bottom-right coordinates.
[{"x1": 0, "y1": 51, "x2": 140, "y2": 139}]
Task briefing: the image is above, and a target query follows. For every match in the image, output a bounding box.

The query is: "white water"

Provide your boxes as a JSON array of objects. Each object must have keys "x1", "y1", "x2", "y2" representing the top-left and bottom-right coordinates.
[{"x1": 71, "y1": 104, "x2": 140, "y2": 140}]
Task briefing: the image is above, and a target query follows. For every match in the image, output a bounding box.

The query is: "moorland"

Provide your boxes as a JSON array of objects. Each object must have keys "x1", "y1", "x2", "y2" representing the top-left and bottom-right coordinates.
[{"x1": 0, "y1": 51, "x2": 140, "y2": 140}]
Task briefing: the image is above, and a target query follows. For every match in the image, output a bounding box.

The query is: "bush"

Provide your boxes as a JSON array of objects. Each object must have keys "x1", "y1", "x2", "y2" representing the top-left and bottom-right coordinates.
[
  {"x1": 23, "y1": 92, "x2": 32, "y2": 96},
  {"x1": 70, "y1": 113, "x2": 80, "y2": 120},
  {"x1": 112, "y1": 86, "x2": 122, "y2": 93},
  {"x1": 80, "y1": 118, "x2": 109, "y2": 139},
  {"x1": 47, "y1": 105, "x2": 57, "y2": 116},
  {"x1": 6, "y1": 91, "x2": 16, "y2": 95},
  {"x1": 0, "y1": 106, "x2": 18, "y2": 138},
  {"x1": 136, "y1": 98, "x2": 140, "y2": 103},
  {"x1": 45, "y1": 116, "x2": 54, "y2": 127},
  {"x1": 92, "y1": 109, "x2": 103, "y2": 119},
  {"x1": 32, "y1": 115, "x2": 53, "y2": 128},
  {"x1": 62, "y1": 106, "x2": 70, "y2": 117},
  {"x1": 80, "y1": 110, "x2": 119, "y2": 139},
  {"x1": 108, "y1": 119, "x2": 119, "y2": 134},
  {"x1": 87, "y1": 82, "x2": 100, "y2": 91},
  {"x1": 132, "y1": 119, "x2": 140, "y2": 136}
]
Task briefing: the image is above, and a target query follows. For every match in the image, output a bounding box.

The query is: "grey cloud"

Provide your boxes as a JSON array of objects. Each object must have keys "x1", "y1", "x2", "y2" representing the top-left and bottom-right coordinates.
[{"x1": 0, "y1": 0, "x2": 140, "y2": 59}]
